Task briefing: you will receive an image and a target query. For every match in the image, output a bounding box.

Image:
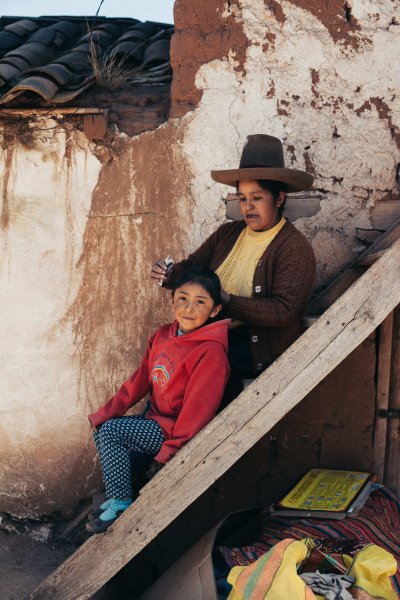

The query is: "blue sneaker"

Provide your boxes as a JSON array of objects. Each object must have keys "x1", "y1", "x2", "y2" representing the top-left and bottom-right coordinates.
[
  {"x1": 87, "y1": 498, "x2": 112, "y2": 521},
  {"x1": 100, "y1": 498, "x2": 132, "y2": 521},
  {"x1": 86, "y1": 498, "x2": 132, "y2": 534}
]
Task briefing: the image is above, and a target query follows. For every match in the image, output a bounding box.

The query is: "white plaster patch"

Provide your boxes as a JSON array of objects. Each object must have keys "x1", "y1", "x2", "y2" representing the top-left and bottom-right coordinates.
[
  {"x1": 0, "y1": 124, "x2": 101, "y2": 513},
  {"x1": 351, "y1": 0, "x2": 400, "y2": 28},
  {"x1": 181, "y1": 0, "x2": 400, "y2": 281}
]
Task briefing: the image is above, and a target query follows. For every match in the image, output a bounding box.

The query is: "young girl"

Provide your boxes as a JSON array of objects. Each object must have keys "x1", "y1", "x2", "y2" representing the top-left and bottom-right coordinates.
[{"x1": 86, "y1": 266, "x2": 230, "y2": 533}]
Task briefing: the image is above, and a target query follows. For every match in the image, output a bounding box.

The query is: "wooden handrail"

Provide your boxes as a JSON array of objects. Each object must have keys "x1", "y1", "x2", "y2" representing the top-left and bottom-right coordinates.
[{"x1": 306, "y1": 219, "x2": 400, "y2": 317}]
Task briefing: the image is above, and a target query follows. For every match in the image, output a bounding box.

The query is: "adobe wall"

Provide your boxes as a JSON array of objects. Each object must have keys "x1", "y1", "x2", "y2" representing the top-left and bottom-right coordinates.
[
  {"x1": 171, "y1": 0, "x2": 400, "y2": 286},
  {"x1": 1, "y1": 0, "x2": 399, "y2": 518},
  {"x1": 0, "y1": 121, "x2": 193, "y2": 517}
]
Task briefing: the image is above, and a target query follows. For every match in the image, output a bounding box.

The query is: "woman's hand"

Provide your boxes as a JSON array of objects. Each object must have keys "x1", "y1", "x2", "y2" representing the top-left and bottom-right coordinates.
[{"x1": 150, "y1": 259, "x2": 171, "y2": 286}]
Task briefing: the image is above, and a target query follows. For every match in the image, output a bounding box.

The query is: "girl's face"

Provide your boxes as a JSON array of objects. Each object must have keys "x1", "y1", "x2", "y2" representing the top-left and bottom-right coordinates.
[
  {"x1": 173, "y1": 282, "x2": 222, "y2": 333},
  {"x1": 237, "y1": 180, "x2": 285, "y2": 231}
]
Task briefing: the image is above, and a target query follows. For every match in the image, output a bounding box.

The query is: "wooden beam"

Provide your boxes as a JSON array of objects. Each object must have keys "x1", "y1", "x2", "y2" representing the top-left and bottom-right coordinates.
[
  {"x1": 30, "y1": 240, "x2": 400, "y2": 600},
  {"x1": 356, "y1": 228, "x2": 383, "y2": 244},
  {"x1": 370, "y1": 199, "x2": 400, "y2": 231},
  {"x1": 307, "y1": 218, "x2": 400, "y2": 316},
  {"x1": 373, "y1": 312, "x2": 393, "y2": 483},
  {"x1": 384, "y1": 305, "x2": 400, "y2": 492},
  {"x1": 356, "y1": 249, "x2": 387, "y2": 267},
  {"x1": 0, "y1": 108, "x2": 108, "y2": 117},
  {"x1": 83, "y1": 113, "x2": 109, "y2": 140}
]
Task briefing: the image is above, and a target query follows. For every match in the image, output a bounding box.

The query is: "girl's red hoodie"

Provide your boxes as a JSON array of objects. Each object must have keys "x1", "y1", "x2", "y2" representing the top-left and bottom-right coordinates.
[{"x1": 88, "y1": 319, "x2": 230, "y2": 463}]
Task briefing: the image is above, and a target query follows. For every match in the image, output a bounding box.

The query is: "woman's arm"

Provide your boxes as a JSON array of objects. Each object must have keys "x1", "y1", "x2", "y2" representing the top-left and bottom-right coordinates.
[
  {"x1": 151, "y1": 222, "x2": 241, "y2": 288},
  {"x1": 154, "y1": 346, "x2": 230, "y2": 463},
  {"x1": 88, "y1": 335, "x2": 154, "y2": 428},
  {"x1": 150, "y1": 233, "x2": 216, "y2": 286},
  {"x1": 227, "y1": 239, "x2": 316, "y2": 327}
]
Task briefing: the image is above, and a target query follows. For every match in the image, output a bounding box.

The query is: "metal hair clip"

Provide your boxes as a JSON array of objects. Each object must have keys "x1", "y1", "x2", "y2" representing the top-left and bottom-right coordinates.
[{"x1": 158, "y1": 255, "x2": 174, "y2": 286}]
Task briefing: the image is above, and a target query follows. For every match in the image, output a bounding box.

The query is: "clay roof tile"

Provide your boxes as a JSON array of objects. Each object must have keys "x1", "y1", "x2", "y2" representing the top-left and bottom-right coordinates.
[
  {"x1": 21, "y1": 63, "x2": 80, "y2": 87},
  {"x1": 142, "y1": 39, "x2": 170, "y2": 67},
  {"x1": 4, "y1": 19, "x2": 39, "y2": 37},
  {"x1": 0, "y1": 15, "x2": 173, "y2": 108},
  {"x1": 110, "y1": 41, "x2": 145, "y2": 63},
  {"x1": 6, "y1": 42, "x2": 57, "y2": 68},
  {"x1": 2, "y1": 74, "x2": 60, "y2": 102},
  {"x1": 28, "y1": 21, "x2": 78, "y2": 46}
]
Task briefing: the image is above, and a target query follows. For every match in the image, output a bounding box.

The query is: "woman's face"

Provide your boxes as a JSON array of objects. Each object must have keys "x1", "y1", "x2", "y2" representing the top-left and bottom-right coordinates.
[{"x1": 237, "y1": 180, "x2": 285, "y2": 231}]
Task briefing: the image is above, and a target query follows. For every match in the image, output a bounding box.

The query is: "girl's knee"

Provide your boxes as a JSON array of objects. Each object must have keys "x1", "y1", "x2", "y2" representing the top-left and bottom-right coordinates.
[{"x1": 97, "y1": 418, "x2": 123, "y2": 440}]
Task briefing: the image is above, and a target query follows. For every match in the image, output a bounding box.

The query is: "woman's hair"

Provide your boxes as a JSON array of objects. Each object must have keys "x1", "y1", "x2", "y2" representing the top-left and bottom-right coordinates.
[
  {"x1": 172, "y1": 265, "x2": 222, "y2": 306},
  {"x1": 256, "y1": 179, "x2": 287, "y2": 199},
  {"x1": 236, "y1": 179, "x2": 287, "y2": 199}
]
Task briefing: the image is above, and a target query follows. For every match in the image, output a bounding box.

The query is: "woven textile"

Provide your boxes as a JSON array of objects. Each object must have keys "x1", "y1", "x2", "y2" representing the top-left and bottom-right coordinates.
[{"x1": 218, "y1": 489, "x2": 400, "y2": 595}]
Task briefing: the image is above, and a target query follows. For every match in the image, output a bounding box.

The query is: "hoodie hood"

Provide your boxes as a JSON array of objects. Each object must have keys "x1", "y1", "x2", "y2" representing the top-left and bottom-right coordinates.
[{"x1": 167, "y1": 319, "x2": 230, "y2": 352}]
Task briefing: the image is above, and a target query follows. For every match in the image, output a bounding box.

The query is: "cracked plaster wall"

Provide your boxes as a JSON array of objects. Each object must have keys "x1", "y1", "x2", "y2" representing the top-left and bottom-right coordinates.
[
  {"x1": 0, "y1": 124, "x2": 100, "y2": 516},
  {"x1": 174, "y1": 0, "x2": 400, "y2": 286},
  {"x1": 0, "y1": 120, "x2": 190, "y2": 517}
]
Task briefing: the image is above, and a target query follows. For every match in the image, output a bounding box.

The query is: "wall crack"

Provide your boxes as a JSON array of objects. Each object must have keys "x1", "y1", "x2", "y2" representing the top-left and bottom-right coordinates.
[{"x1": 90, "y1": 212, "x2": 183, "y2": 220}]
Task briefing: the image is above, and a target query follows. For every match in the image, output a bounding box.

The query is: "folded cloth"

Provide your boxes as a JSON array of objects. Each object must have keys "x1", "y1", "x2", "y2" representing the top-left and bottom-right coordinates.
[
  {"x1": 227, "y1": 538, "x2": 312, "y2": 600},
  {"x1": 300, "y1": 571, "x2": 354, "y2": 600},
  {"x1": 227, "y1": 538, "x2": 398, "y2": 600},
  {"x1": 343, "y1": 544, "x2": 398, "y2": 600}
]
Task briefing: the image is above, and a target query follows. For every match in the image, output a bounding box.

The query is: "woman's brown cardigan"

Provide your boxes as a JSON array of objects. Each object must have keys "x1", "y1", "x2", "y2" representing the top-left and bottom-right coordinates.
[{"x1": 168, "y1": 220, "x2": 316, "y2": 374}]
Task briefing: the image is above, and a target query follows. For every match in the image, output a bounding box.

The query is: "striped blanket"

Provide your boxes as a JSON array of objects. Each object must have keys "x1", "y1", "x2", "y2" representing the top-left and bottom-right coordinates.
[{"x1": 218, "y1": 488, "x2": 400, "y2": 595}]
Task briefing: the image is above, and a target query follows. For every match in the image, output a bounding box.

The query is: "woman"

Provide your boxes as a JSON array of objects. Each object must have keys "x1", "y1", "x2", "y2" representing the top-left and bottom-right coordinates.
[{"x1": 151, "y1": 134, "x2": 316, "y2": 405}]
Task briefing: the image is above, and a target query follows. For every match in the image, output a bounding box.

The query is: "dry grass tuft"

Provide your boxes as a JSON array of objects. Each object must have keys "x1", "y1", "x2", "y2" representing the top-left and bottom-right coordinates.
[{"x1": 88, "y1": 36, "x2": 140, "y2": 91}]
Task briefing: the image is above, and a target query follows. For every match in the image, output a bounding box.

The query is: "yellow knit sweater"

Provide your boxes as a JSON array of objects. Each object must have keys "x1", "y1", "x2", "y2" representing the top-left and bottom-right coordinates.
[{"x1": 216, "y1": 217, "x2": 286, "y2": 298}]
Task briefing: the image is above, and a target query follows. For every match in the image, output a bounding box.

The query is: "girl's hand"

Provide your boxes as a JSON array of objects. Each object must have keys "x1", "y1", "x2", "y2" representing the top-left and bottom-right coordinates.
[
  {"x1": 150, "y1": 259, "x2": 171, "y2": 286},
  {"x1": 147, "y1": 460, "x2": 165, "y2": 479}
]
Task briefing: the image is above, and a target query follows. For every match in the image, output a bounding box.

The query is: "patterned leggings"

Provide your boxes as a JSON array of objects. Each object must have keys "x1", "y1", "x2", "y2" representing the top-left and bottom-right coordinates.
[{"x1": 93, "y1": 416, "x2": 164, "y2": 499}]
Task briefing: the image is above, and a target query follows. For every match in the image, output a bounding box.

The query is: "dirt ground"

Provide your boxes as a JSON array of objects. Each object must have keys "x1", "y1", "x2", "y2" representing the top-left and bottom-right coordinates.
[
  {"x1": 0, "y1": 529, "x2": 76, "y2": 600},
  {"x1": 0, "y1": 528, "x2": 117, "y2": 600},
  {"x1": 0, "y1": 496, "x2": 116, "y2": 600}
]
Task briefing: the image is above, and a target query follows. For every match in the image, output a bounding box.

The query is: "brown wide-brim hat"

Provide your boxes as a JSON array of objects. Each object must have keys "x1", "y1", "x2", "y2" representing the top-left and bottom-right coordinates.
[{"x1": 211, "y1": 134, "x2": 314, "y2": 193}]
